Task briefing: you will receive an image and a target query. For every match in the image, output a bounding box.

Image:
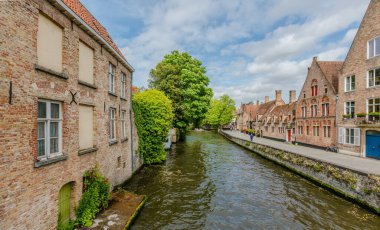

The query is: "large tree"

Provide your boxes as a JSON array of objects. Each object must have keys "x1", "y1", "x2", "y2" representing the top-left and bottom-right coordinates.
[
  {"x1": 149, "y1": 50, "x2": 213, "y2": 139},
  {"x1": 204, "y1": 95, "x2": 235, "y2": 127}
]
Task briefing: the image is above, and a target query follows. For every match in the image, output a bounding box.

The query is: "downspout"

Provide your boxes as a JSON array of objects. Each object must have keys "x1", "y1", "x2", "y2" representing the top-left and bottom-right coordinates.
[
  {"x1": 335, "y1": 95, "x2": 339, "y2": 147},
  {"x1": 130, "y1": 72, "x2": 134, "y2": 173}
]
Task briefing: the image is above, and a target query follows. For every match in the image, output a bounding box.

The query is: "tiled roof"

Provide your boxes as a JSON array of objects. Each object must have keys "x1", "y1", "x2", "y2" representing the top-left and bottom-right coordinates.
[
  {"x1": 317, "y1": 61, "x2": 343, "y2": 93},
  {"x1": 257, "y1": 101, "x2": 276, "y2": 115},
  {"x1": 62, "y1": 0, "x2": 126, "y2": 61}
]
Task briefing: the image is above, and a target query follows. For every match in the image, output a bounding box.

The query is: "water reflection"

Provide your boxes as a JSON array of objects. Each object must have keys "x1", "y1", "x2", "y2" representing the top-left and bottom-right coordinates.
[{"x1": 124, "y1": 131, "x2": 380, "y2": 229}]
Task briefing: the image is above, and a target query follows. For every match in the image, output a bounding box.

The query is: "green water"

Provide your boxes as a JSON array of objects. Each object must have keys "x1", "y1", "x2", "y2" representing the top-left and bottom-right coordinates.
[{"x1": 124, "y1": 131, "x2": 380, "y2": 229}]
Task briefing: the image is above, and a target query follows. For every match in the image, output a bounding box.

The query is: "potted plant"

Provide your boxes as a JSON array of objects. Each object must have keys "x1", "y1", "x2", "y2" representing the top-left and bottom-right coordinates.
[
  {"x1": 356, "y1": 113, "x2": 366, "y2": 118},
  {"x1": 368, "y1": 112, "x2": 380, "y2": 121},
  {"x1": 343, "y1": 114, "x2": 352, "y2": 119}
]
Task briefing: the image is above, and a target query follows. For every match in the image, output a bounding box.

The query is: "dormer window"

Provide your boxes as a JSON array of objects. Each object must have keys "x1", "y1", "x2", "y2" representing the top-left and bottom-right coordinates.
[{"x1": 368, "y1": 36, "x2": 380, "y2": 58}]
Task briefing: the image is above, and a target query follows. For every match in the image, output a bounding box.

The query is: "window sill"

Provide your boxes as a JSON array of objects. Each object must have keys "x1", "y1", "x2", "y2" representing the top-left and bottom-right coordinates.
[
  {"x1": 108, "y1": 91, "x2": 118, "y2": 97},
  {"x1": 121, "y1": 137, "x2": 128, "y2": 143},
  {"x1": 109, "y1": 140, "x2": 118, "y2": 146},
  {"x1": 35, "y1": 64, "x2": 68, "y2": 80},
  {"x1": 78, "y1": 80, "x2": 97, "y2": 89},
  {"x1": 34, "y1": 154, "x2": 68, "y2": 168},
  {"x1": 78, "y1": 147, "x2": 98, "y2": 156},
  {"x1": 120, "y1": 97, "x2": 128, "y2": 101}
]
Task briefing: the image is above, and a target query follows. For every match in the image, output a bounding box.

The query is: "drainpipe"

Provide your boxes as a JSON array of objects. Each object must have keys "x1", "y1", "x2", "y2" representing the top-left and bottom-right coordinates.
[
  {"x1": 335, "y1": 95, "x2": 339, "y2": 147},
  {"x1": 130, "y1": 72, "x2": 134, "y2": 174}
]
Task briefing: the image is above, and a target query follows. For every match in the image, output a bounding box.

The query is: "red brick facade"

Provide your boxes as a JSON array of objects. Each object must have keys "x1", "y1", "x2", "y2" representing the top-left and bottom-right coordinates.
[{"x1": 0, "y1": 1, "x2": 141, "y2": 229}]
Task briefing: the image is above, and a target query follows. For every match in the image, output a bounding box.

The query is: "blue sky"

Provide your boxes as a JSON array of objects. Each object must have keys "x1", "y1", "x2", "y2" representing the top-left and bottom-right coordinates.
[{"x1": 81, "y1": 0, "x2": 370, "y2": 104}]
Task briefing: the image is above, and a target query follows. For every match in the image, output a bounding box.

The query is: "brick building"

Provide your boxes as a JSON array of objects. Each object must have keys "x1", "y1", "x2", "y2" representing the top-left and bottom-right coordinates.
[
  {"x1": 0, "y1": 0, "x2": 142, "y2": 229},
  {"x1": 236, "y1": 102, "x2": 259, "y2": 131},
  {"x1": 337, "y1": 0, "x2": 380, "y2": 158},
  {"x1": 296, "y1": 57, "x2": 342, "y2": 148}
]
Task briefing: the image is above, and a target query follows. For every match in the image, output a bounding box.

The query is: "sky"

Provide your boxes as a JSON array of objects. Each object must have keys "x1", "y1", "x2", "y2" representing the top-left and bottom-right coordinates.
[{"x1": 81, "y1": 0, "x2": 370, "y2": 105}]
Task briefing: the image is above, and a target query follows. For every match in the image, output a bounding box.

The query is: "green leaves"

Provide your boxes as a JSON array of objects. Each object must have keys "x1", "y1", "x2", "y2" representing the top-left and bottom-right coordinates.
[
  {"x1": 203, "y1": 94, "x2": 235, "y2": 127},
  {"x1": 149, "y1": 50, "x2": 213, "y2": 138},
  {"x1": 133, "y1": 89, "x2": 174, "y2": 164}
]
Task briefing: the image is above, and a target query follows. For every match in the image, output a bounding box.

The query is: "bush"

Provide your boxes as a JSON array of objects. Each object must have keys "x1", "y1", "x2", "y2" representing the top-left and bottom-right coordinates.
[
  {"x1": 75, "y1": 167, "x2": 110, "y2": 227},
  {"x1": 133, "y1": 89, "x2": 174, "y2": 164},
  {"x1": 356, "y1": 113, "x2": 366, "y2": 118}
]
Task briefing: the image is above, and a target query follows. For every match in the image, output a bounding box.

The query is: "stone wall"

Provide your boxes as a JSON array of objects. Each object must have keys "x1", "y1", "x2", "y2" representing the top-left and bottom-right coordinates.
[{"x1": 220, "y1": 131, "x2": 380, "y2": 214}]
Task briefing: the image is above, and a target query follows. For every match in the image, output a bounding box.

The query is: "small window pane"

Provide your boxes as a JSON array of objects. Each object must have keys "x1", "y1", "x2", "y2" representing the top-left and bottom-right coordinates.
[
  {"x1": 38, "y1": 102, "x2": 46, "y2": 118},
  {"x1": 50, "y1": 138, "x2": 59, "y2": 153},
  {"x1": 369, "y1": 40, "x2": 375, "y2": 58},
  {"x1": 38, "y1": 122, "x2": 45, "y2": 139},
  {"x1": 50, "y1": 122, "x2": 59, "y2": 138},
  {"x1": 376, "y1": 37, "x2": 380, "y2": 56},
  {"x1": 51, "y1": 103, "x2": 60, "y2": 118},
  {"x1": 38, "y1": 140, "x2": 45, "y2": 157},
  {"x1": 369, "y1": 70, "x2": 374, "y2": 87}
]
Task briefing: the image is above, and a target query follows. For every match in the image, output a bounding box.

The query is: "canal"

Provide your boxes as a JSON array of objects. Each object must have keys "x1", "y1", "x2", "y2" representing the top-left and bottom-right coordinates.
[{"x1": 124, "y1": 131, "x2": 380, "y2": 229}]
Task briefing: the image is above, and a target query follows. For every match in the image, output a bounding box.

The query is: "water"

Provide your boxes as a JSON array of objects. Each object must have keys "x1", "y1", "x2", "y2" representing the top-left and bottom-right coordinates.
[{"x1": 124, "y1": 131, "x2": 380, "y2": 229}]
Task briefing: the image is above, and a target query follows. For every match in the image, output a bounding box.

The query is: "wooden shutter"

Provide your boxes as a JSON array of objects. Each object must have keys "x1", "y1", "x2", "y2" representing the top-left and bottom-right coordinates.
[
  {"x1": 338, "y1": 127, "x2": 344, "y2": 144},
  {"x1": 354, "y1": 128, "x2": 360, "y2": 146}
]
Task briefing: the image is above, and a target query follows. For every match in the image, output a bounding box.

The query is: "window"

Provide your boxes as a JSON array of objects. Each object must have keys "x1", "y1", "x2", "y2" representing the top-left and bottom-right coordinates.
[
  {"x1": 303, "y1": 92, "x2": 306, "y2": 98},
  {"x1": 311, "y1": 82, "x2": 318, "y2": 97},
  {"x1": 109, "y1": 108, "x2": 116, "y2": 141},
  {"x1": 322, "y1": 103, "x2": 329, "y2": 117},
  {"x1": 298, "y1": 126, "x2": 303, "y2": 135},
  {"x1": 37, "y1": 101, "x2": 62, "y2": 159},
  {"x1": 37, "y1": 13, "x2": 63, "y2": 72},
  {"x1": 79, "y1": 105, "x2": 93, "y2": 150},
  {"x1": 313, "y1": 125, "x2": 319, "y2": 136},
  {"x1": 79, "y1": 41, "x2": 94, "y2": 84},
  {"x1": 324, "y1": 87, "x2": 328, "y2": 94},
  {"x1": 323, "y1": 126, "x2": 331, "y2": 138},
  {"x1": 345, "y1": 75, "x2": 355, "y2": 92},
  {"x1": 311, "y1": 105, "x2": 318, "y2": 117},
  {"x1": 292, "y1": 128, "x2": 295, "y2": 134},
  {"x1": 368, "y1": 98, "x2": 380, "y2": 121},
  {"x1": 368, "y1": 36, "x2": 380, "y2": 58},
  {"x1": 265, "y1": 126, "x2": 268, "y2": 132},
  {"x1": 345, "y1": 101, "x2": 355, "y2": 118},
  {"x1": 339, "y1": 128, "x2": 360, "y2": 146},
  {"x1": 108, "y1": 63, "x2": 116, "y2": 93},
  {"x1": 368, "y1": 68, "x2": 380, "y2": 87},
  {"x1": 121, "y1": 110, "x2": 127, "y2": 139},
  {"x1": 120, "y1": 72, "x2": 126, "y2": 98},
  {"x1": 271, "y1": 127, "x2": 274, "y2": 133},
  {"x1": 301, "y1": 106, "x2": 307, "y2": 118},
  {"x1": 306, "y1": 126, "x2": 310, "y2": 135}
]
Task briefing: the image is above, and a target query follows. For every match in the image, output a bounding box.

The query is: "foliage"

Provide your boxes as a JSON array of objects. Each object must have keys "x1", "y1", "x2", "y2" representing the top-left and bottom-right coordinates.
[
  {"x1": 133, "y1": 89, "x2": 174, "y2": 164},
  {"x1": 356, "y1": 113, "x2": 366, "y2": 117},
  {"x1": 75, "y1": 166, "x2": 110, "y2": 227},
  {"x1": 368, "y1": 112, "x2": 380, "y2": 116},
  {"x1": 203, "y1": 95, "x2": 235, "y2": 127},
  {"x1": 149, "y1": 50, "x2": 213, "y2": 138},
  {"x1": 343, "y1": 114, "x2": 352, "y2": 119}
]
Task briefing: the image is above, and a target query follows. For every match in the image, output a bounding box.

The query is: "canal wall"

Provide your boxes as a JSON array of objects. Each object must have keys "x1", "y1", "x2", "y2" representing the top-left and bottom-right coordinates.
[{"x1": 219, "y1": 130, "x2": 380, "y2": 214}]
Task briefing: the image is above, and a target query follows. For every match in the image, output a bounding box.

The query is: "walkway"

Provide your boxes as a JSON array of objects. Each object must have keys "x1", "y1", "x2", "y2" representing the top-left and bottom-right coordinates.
[{"x1": 222, "y1": 130, "x2": 380, "y2": 176}]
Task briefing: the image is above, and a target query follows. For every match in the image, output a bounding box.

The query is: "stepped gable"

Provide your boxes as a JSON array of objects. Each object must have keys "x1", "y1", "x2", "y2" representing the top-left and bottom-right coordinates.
[
  {"x1": 63, "y1": 0, "x2": 126, "y2": 60},
  {"x1": 317, "y1": 61, "x2": 343, "y2": 93}
]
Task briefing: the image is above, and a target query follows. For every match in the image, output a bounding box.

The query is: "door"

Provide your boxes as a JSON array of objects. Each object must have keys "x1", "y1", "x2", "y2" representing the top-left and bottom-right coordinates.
[
  {"x1": 366, "y1": 131, "x2": 380, "y2": 159},
  {"x1": 287, "y1": 130, "x2": 292, "y2": 142},
  {"x1": 58, "y1": 183, "x2": 71, "y2": 226}
]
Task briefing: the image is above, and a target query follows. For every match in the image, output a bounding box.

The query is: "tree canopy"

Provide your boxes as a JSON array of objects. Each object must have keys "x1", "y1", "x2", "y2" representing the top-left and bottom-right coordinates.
[
  {"x1": 133, "y1": 89, "x2": 174, "y2": 164},
  {"x1": 203, "y1": 94, "x2": 235, "y2": 127},
  {"x1": 149, "y1": 50, "x2": 213, "y2": 138}
]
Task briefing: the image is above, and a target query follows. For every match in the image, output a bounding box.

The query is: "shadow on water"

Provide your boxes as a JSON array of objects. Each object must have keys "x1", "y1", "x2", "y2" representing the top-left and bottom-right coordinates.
[{"x1": 124, "y1": 131, "x2": 380, "y2": 230}]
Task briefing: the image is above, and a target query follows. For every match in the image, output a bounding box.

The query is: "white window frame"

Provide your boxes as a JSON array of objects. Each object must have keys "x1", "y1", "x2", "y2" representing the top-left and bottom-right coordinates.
[
  {"x1": 311, "y1": 105, "x2": 317, "y2": 117},
  {"x1": 368, "y1": 67, "x2": 380, "y2": 88},
  {"x1": 323, "y1": 125, "x2": 331, "y2": 138},
  {"x1": 108, "y1": 63, "x2": 116, "y2": 93},
  {"x1": 345, "y1": 101, "x2": 355, "y2": 117},
  {"x1": 368, "y1": 36, "x2": 380, "y2": 59},
  {"x1": 120, "y1": 72, "x2": 126, "y2": 98},
  {"x1": 338, "y1": 128, "x2": 360, "y2": 146},
  {"x1": 37, "y1": 100, "x2": 62, "y2": 160},
  {"x1": 301, "y1": 106, "x2": 307, "y2": 118},
  {"x1": 322, "y1": 103, "x2": 329, "y2": 117},
  {"x1": 313, "y1": 125, "x2": 319, "y2": 137},
  {"x1": 121, "y1": 110, "x2": 126, "y2": 139},
  {"x1": 109, "y1": 108, "x2": 116, "y2": 141},
  {"x1": 345, "y1": 75, "x2": 355, "y2": 92}
]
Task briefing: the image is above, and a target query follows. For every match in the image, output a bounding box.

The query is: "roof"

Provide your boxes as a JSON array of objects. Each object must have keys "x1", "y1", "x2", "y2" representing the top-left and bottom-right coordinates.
[
  {"x1": 317, "y1": 61, "x2": 343, "y2": 93},
  {"x1": 62, "y1": 0, "x2": 126, "y2": 61},
  {"x1": 257, "y1": 101, "x2": 276, "y2": 116}
]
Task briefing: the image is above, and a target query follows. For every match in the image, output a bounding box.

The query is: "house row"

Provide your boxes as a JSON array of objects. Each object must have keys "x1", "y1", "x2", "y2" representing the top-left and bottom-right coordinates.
[
  {"x1": 236, "y1": 0, "x2": 380, "y2": 160},
  {"x1": 0, "y1": 0, "x2": 142, "y2": 229}
]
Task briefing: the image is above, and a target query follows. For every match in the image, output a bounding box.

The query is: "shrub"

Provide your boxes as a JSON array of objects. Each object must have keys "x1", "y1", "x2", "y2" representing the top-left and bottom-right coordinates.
[
  {"x1": 75, "y1": 167, "x2": 110, "y2": 227},
  {"x1": 368, "y1": 112, "x2": 380, "y2": 116},
  {"x1": 133, "y1": 89, "x2": 174, "y2": 164},
  {"x1": 343, "y1": 114, "x2": 352, "y2": 119},
  {"x1": 356, "y1": 113, "x2": 366, "y2": 118}
]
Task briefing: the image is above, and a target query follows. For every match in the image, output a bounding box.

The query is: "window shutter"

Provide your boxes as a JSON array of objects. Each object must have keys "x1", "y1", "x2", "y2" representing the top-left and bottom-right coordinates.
[
  {"x1": 354, "y1": 128, "x2": 360, "y2": 146},
  {"x1": 338, "y1": 128, "x2": 344, "y2": 144}
]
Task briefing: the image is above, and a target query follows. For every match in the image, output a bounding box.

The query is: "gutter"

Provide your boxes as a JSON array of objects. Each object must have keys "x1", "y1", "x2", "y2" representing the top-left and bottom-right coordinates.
[
  {"x1": 51, "y1": 0, "x2": 135, "y2": 72},
  {"x1": 130, "y1": 72, "x2": 134, "y2": 173}
]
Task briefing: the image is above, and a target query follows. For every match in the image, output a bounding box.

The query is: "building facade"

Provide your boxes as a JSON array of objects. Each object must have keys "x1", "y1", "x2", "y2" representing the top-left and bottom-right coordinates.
[
  {"x1": 296, "y1": 58, "x2": 342, "y2": 148},
  {"x1": 0, "y1": 0, "x2": 142, "y2": 229},
  {"x1": 337, "y1": 0, "x2": 380, "y2": 158}
]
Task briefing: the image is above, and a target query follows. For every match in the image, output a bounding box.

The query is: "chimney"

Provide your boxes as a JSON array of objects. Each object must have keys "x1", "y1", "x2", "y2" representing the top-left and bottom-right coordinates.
[
  {"x1": 256, "y1": 100, "x2": 259, "y2": 105},
  {"x1": 275, "y1": 90, "x2": 282, "y2": 102},
  {"x1": 264, "y1": 96, "x2": 269, "y2": 103},
  {"x1": 289, "y1": 90, "x2": 296, "y2": 104}
]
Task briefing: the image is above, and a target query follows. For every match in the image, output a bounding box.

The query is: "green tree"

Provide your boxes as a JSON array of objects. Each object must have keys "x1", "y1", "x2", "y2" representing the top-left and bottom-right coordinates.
[
  {"x1": 149, "y1": 50, "x2": 213, "y2": 139},
  {"x1": 133, "y1": 89, "x2": 174, "y2": 164},
  {"x1": 204, "y1": 94, "x2": 235, "y2": 127}
]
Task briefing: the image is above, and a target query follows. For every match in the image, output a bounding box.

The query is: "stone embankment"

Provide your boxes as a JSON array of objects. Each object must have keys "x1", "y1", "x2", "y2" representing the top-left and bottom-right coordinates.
[{"x1": 220, "y1": 130, "x2": 380, "y2": 214}]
